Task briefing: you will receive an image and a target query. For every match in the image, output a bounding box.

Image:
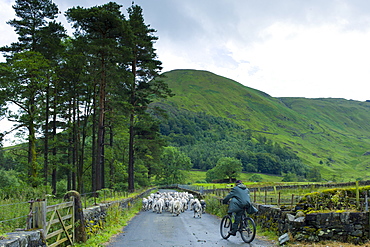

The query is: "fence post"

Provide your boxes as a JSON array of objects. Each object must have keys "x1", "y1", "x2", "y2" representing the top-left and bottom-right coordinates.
[
  {"x1": 365, "y1": 194, "x2": 368, "y2": 212},
  {"x1": 264, "y1": 190, "x2": 267, "y2": 205},
  {"x1": 368, "y1": 212, "x2": 370, "y2": 238},
  {"x1": 258, "y1": 188, "x2": 261, "y2": 204},
  {"x1": 356, "y1": 181, "x2": 360, "y2": 209},
  {"x1": 32, "y1": 200, "x2": 47, "y2": 231},
  {"x1": 27, "y1": 200, "x2": 34, "y2": 230}
]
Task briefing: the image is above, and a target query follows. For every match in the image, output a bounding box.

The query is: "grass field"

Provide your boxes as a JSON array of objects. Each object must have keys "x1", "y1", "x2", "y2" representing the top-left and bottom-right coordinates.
[{"x1": 184, "y1": 170, "x2": 283, "y2": 185}]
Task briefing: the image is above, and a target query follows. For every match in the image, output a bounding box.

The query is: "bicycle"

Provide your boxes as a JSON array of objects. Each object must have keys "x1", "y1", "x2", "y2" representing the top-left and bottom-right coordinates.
[{"x1": 220, "y1": 209, "x2": 256, "y2": 243}]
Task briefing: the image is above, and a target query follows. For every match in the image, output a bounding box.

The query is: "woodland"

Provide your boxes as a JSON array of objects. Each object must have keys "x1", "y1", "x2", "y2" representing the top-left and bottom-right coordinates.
[{"x1": 0, "y1": 0, "x2": 173, "y2": 196}]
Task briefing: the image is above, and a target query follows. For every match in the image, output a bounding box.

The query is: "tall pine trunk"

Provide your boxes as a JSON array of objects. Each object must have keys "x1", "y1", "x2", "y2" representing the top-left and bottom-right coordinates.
[
  {"x1": 128, "y1": 113, "x2": 135, "y2": 192},
  {"x1": 51, "y1": 86, "x2": 58, "y2": 194},
  {"x1": 92, "y1": 80, "x2": 97, "y2": 193},
  {"x1": 96, "y1": 56, "x2": 106, "y2": 191},
  {"x1": 128, "y1": 59, "x2": 136, "y2": 192},
  {"x1": 28, "y1": 97, "x2": 38, "y2": 187},
  {"x1": 43, "y1": 83, "x2": 50, "y2": 186}
]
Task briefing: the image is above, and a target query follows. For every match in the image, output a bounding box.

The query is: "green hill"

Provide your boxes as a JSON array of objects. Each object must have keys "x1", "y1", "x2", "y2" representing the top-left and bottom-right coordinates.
[{"x1": 152, "y1": 69, "x2": 370, "y2": 181}]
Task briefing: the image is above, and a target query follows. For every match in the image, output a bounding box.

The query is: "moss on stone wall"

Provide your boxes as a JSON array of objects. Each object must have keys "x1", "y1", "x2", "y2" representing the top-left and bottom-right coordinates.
[{"x1": 254, "y1": 204, "x2": 369, "y2": 245}]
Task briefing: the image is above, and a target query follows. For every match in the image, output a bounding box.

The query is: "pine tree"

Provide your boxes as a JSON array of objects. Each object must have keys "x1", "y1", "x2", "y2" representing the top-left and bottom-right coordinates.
[
  {"x1": 125, "y1": 3, "x2": 172, "y2": 191},
  {"x1": 0, "y1": 51, "x2": 51, "y2": 186},
  {"x1": 66, "y1": 2, "x2": 127, "y2": 191},
  {"x1": 0, "y1": 0, "x2": 65, "y2": 187}
]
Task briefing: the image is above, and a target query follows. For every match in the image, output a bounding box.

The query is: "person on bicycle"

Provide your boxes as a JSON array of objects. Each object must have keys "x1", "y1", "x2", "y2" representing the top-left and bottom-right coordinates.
[{"x1": 222, "y1": 180, "x2": 251, "y2": 236}]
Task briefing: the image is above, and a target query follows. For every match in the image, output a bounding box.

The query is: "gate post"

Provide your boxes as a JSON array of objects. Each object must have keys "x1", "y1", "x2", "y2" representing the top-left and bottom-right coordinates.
[
  {"x1": 65, "y1": 190, "x2": 87, "y2": 243},
  {"x1": 368, "y1": 212, "x2": 370, "y2": 238},
  {"x1": 33, "y1": 200, "x2": 47, "y2": 231}
]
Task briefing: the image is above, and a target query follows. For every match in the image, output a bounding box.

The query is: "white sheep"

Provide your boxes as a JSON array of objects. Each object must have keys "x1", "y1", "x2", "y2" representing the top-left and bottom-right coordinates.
[
  {"x1": 200, "y1": 199, "x2": 206, "y2": 213},
  {"x1": 153, "y1": 198, "x2": 164, "y2": 214},
  {"x1": 167, "y1": 198, "x2": 174, "y2": 213},
  {"x1": 189, "y1": 198, "x2": 195, "y2": 211},
  {"x1": 142, "y1": 198, "x2": 149, "y2": 211},
  {"x1": 147, "y1": 197, "x2": 153, "y2": 210},
  {"x1": 172, "y1": 199, "x2": 182, "y2": 216},
  {"x1": 181, "y1": 198, "x2": 188, "y2": 212},
  {"x1": 192, "y1": 199, "x2": 202, "y2": 218}
]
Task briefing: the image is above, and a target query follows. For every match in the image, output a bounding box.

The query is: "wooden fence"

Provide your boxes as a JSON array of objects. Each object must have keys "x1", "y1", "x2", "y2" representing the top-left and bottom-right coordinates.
[
  {"x1": 180, "y1": 181, "x2": 370, "y2": 211},
  {"x1": 30, "y1": 199, "x2": 74, "y2": 247}
]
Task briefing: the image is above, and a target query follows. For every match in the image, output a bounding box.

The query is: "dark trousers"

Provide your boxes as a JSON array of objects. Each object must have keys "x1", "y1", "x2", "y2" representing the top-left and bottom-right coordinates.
[{"x1": 229, "y1": 209, "x2": 244, "y2": 233}]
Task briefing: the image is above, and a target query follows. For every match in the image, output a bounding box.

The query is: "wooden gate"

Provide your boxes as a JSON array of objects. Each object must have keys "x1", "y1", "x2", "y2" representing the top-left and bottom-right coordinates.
[{"x1": 32, "y1": 199, "x2": 75, "y2": 247}]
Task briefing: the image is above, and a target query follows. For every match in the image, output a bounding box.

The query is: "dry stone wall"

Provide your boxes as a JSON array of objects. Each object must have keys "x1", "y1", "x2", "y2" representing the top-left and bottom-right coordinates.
[
  {"x1": 255, "y1": 204, "x2": 370, "y2": 245},
  {"x1": 0, "y1": 231, "x2": 45, "y2": 247}
]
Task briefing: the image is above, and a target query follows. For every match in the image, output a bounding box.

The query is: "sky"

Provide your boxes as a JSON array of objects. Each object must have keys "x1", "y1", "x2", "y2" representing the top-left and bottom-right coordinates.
[
  {"x1": 1, "y1": 0, "x2": 370, "y2": 101},
  {"x1": 1, "y1": 0, "x2": 370, "y2": 144}
]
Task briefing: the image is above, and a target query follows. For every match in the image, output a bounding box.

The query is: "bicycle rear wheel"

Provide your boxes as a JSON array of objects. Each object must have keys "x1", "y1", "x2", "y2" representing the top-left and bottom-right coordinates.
[
  {"x1": 220, "y1": 215, "x2": 232, "y2": 239},
  {"x1": 240, "y1": 217, "x2": 256, "y2": 243}
]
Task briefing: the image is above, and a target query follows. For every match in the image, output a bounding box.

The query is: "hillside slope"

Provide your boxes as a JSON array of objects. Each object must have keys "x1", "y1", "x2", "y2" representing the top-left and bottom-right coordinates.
[{"x1": 154, "y1": 69, "x2": 370, "y2": 181}]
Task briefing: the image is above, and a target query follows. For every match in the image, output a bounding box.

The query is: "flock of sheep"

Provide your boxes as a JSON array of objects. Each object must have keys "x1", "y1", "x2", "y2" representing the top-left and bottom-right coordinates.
[{"x1": 141, "y1": 191, "x2": 206, "y2": 218}]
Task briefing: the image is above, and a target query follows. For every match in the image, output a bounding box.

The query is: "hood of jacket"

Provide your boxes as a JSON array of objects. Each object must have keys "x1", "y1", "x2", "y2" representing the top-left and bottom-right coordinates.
[{"x1": 237, "y1": 183, "x2": 247, "y2": 190}]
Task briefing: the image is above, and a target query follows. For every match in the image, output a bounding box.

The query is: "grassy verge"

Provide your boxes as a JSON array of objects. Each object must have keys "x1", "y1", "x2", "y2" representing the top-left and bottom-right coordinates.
[{"x1": 74, "y1": 200, "x2": 141, "y2": 247}]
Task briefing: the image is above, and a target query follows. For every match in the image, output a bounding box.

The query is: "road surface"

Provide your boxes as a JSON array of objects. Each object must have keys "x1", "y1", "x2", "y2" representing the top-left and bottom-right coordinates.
[{"x1": 106, "y1": 192, "x2": 277, "y2": 247}]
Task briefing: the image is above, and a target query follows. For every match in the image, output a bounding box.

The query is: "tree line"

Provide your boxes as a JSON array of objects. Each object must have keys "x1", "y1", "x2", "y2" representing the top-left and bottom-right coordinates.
[
  {"x1": 153, "y1": 105, "x2": 322, "y2": 182},
  {"x1": 0, "y1": 0, "x2": 173, "y2": 195}
]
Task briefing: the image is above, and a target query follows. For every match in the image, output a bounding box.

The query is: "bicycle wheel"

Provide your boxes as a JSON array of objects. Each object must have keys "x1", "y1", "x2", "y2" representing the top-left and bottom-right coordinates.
[
  {"x1": 240, "y1": 217, "x2": 256, "y2": 243},
  {"x1": 220, "y1": 215, "x2": 232, "y2": 239}
]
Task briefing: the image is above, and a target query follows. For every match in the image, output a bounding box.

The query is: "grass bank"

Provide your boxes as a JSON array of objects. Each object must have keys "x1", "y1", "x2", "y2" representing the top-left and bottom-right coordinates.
[{"x1": 74, "y1": 200, "x2": 142, "y2": 247}]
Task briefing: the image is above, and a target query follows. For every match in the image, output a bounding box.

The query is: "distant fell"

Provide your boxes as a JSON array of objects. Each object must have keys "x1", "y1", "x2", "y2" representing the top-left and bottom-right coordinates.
[{"x1": 153, "y1": 69, "x2": 370, "y2": 181}]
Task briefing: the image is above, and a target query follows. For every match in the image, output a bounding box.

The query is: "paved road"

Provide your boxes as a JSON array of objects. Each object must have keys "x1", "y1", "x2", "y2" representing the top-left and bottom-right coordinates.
[{"x1": 106, "y1": 196, "x2": 278, "y2": 246}]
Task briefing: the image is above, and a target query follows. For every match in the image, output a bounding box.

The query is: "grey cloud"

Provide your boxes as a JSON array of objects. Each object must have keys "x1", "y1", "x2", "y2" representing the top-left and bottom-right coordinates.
[{"x1": 54, "y1": 0, "x2": 370, "y2": 44}]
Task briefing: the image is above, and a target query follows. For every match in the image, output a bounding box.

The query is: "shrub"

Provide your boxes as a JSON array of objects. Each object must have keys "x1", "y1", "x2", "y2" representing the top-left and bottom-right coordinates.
[
  {"x1": 0, "y1": 169, "x2": 23, "y2": 189},
  {"x1": 249, "y1": 174, "x2": 262, "y2": 182},
  {"x1": 204, "y1": 194, "x2": 228, "y2": 217}
]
